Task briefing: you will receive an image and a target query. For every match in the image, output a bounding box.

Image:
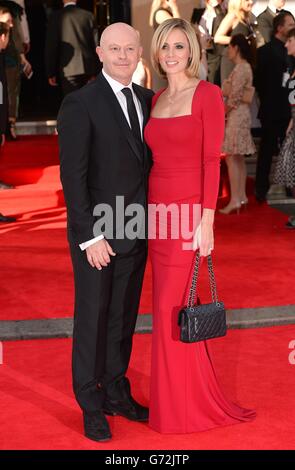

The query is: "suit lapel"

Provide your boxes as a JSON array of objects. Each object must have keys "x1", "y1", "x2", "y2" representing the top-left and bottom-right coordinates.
[{"x1": 96, "y1": 73, "x2": 143, "y2": 164}]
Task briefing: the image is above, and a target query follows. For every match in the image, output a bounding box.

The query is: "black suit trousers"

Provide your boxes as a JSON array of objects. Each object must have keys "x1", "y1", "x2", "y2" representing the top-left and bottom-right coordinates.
[
  {"x1": 255, "y1": 119, "x2": 289, "y2": 198},
  {"x1": 69, "y1": 238, "x2": 147, "y2": 414}
]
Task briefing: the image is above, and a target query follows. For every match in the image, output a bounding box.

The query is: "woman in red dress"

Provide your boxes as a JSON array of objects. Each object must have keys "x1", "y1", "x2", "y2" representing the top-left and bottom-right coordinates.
[{"x1": 144, "y1": 18, "x2": 256, "y2": 434}]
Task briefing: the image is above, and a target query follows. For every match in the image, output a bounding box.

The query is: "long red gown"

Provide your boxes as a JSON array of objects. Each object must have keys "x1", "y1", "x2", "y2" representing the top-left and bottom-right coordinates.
[{"x1": 144, "y1": 80, "x2": 256, "y2": 434}]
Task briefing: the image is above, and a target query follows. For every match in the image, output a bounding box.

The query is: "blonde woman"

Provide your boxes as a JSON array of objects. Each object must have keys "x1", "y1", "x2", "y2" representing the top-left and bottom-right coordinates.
[
  {"x1": 149, "y1": 0, "x2": 180, "y2": 30},
  {"x1": 145, "y1": 18, "x2": 256, "y2": 434},
  {"x1": 214, "y1": 0, "x2": 255, "y2": 82}
]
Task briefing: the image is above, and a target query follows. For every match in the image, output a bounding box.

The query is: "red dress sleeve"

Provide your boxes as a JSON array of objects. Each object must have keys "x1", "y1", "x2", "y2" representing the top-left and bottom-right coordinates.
[{"x1": 200, "y1": 83, "x2": 225, "y2": 209}]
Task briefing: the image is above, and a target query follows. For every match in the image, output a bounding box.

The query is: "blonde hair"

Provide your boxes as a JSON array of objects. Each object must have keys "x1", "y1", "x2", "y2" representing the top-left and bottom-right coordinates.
[
  {"x1": 149, "y1": 0, "x2": 165, "y2": 28},
  {"x1": 151, "y1": 18, "x2": 201, "y2": 79},
  {"x1": 228, "y1": 0, "x2": 251, "y2": 23}
]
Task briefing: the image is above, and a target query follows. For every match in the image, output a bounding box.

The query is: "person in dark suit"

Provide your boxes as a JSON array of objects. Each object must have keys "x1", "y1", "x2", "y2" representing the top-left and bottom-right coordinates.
[
  {"x1": 198, "y1": 0, "x2": 226, "y2": 85},
  {"x1": 257, "y1": 0, "x2": 287, "y2": 44},
  {"x1": 57, "y1": 23, "x2": 153, "y2": 442},
  {"x1": 255, "y1": 11, "x2": 295, "y2": 202},
  {"x1": 0, "y1": 20, "x2": 15, "y2": 222},
  {"x1": 45, "y1": 0, "x2": 100, "y2": 96}
]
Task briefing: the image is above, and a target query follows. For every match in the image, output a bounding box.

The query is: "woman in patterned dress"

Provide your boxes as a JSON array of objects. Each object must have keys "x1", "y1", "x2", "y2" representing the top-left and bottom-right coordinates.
[
  {"x1": 220, "y1": 33, "x2": 256, "y2": 214},
  {"x1": 274, "y1": 27, "x2": 295, "y2": 209}
]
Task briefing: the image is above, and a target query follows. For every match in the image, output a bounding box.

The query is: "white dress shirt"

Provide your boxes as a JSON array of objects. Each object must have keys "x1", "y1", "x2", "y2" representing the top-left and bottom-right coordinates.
[{"x1": 79, "y1": 69, "x2": 144, "y2": 251}]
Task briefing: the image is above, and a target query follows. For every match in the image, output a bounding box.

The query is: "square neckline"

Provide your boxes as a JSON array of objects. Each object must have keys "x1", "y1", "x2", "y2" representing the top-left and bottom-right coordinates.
[{"x1": 150, "y1": 80, "x2": 204, "y2": 120}]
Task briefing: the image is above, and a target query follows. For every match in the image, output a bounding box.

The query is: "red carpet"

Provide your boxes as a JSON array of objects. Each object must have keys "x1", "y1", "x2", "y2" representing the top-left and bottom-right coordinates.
[
  {"x1": 0, "y1": 136, "x2": 294, "y2": 320},
  {"x1": 0, "y1": 325, "x2": 295, "y2": 449}
]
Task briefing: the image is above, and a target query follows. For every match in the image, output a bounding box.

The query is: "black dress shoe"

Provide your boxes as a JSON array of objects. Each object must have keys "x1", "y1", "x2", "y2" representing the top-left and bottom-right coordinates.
[
  {"x1": 0, "y1": 213, "x2": 16, "y2": 223},
  {"x1": 103, "y1": 396, "x2": 149, "y2": 422},
  {"x1": 286, "y1": 216, "x2": 295, "y2": 229},
  {"x1": 83, "y1": 411, "x2": 112, "y2": 442}
]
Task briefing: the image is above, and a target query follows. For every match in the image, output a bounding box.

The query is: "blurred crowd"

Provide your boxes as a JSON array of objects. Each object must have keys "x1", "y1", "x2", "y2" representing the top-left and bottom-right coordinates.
[{"x1": 0, "y1": 0, "x2": 295, "y2": 227}]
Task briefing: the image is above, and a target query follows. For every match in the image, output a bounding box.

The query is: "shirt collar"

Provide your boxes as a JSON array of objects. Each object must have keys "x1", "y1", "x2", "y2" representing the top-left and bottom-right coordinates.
[
  {"x1": 64, "y1": 2, "x2": 76, "y2": 7},
  {"x1": 102, "y1": 69, "x2": 134, "y2": 95},
  {"x1": 268, "y1": 4, "x2": 278, "y2": 14}
]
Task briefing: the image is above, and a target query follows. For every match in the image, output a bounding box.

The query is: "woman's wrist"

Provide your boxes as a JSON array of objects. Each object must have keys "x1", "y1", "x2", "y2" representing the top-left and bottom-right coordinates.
[{"x1": 201, "y1": 209, "x2": 215, "y2": 226}]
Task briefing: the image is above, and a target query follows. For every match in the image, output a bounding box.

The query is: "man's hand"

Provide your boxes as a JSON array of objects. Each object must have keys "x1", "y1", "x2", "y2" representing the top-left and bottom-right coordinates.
[
  {"x1": 48, "y1": 77, "x2": 58, "y2": 86},
  {"x1": 86, "y1": 239, "x2": 116, "y2": 270},
  {"x1": 23, "y1": 42, "x2": 30, "y2": 54}
]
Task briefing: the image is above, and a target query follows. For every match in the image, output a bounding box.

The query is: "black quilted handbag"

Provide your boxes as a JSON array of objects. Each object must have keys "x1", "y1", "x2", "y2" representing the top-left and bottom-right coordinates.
[{"x1": 178, "y1": 253, "x2": 227, "y2": 343}]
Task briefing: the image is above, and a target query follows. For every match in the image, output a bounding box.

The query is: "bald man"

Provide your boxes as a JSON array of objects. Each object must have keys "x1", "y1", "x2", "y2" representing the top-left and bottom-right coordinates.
[{"x1": 57, "y1": 23, "x2": 154, "y2": 442}]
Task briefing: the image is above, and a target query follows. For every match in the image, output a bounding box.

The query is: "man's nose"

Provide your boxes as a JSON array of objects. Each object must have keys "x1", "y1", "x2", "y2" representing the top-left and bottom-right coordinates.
[{"x1": 119, "y1": 48, "x2": 127, "y2": 58}]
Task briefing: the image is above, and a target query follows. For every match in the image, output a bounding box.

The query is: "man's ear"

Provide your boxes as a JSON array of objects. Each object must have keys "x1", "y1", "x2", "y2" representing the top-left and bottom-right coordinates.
[
  {"x1": 139, "y1": 46, "x2": 143, "y2": 59},
  {"x1": 96, "y1": 46, "x2": 103, "y2": 62}
]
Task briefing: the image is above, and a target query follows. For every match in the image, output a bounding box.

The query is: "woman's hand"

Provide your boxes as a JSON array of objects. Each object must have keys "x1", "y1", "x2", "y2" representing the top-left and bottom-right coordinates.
[
  {"x1": 192, "y1": 209, "x2": 215, "y2": 257},
  {"x1": 225, "y1": 103, "x2": 236, "y2": 115},
  {"x1": 192, "y1": 222, "x2": 214, "y2": 257}
]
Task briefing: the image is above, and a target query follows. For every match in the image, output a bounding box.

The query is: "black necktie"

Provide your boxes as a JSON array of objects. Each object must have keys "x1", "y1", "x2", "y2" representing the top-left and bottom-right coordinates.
[{"x1": 121, "y1": 87, "x2": 142, "y2": 148}]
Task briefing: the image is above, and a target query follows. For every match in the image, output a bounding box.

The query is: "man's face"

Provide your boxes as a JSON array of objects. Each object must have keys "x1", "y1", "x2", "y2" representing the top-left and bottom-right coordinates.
[
  {"x1": 273, "y1": 0, "x2": 286, "y2": 11},
  {"x1": 97, "y1": 26, "x2": 142, "y2": 85},
  {"x1": 280, "y1": 15, "x2": 295, "y2": 41}
]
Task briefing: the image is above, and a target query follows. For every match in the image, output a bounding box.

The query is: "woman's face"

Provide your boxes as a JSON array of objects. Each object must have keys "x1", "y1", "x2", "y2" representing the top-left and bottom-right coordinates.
[
  {"x1": 228, "y1": 43, "x2": 238, "y2": 62},
  {"x1": 241, "y1": 0, "x2": 253, "y2": 13},
  {"x1": 158, "y1": 28, "x2": 191, "y2": 76},
  {"x1": 285, "y1": 35, "x2": 295, "y2": 57}
]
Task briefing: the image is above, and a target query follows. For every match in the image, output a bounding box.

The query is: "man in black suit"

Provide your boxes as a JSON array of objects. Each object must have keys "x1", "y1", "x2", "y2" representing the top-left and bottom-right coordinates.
[
  {"x1": 0, "y1": 20, "x2": 15, "y2": 223},
  {"x1": 45, "y1": 0, "x2": 100, "y2": 96},
  {"x1": 255, "y1": 11, "x2": 295, "y2": 202},
  {"x1": 57, "y1": 23, "x2": 153, "y2": 442},
  {"x1": 257, "y1": 0, "x2": 288, "y2": 44}
]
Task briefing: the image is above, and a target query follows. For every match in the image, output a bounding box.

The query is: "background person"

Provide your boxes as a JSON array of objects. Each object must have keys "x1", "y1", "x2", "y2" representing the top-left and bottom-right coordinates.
[
  {"x1": 220, "y1": 34, "x2": 256, "y2": 215},
  {"x1": 149, "y1": 0, "x2": 180, "y2": 31},
  {"x1": 198, "y1": 0, "x2": 227, "y2": 85},
  {"x1": 257, "y1": 0, "x2": 287, "y2": 44},
  {"x1": 45, "y1": 0, "x2": 100, "y2": 96},
  {"x1": 0, "y1": 20, "x2": 16, "y2": 222},
  {"x1": 273, "y1": 27, "x2": 295, "y2": 219},
  {"x1": 214, "y1": 0, "x2": 256, "y2": 83},
  {"x1": 254, "y1": 11, "x2": 295, "y2": 202}
]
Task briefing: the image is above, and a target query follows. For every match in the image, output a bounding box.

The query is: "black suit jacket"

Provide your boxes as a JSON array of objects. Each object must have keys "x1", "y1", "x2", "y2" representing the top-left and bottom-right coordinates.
[
  {"x1": 45, "y1": 5, "x2": 99, "y2": 78},
  {"x1": 57, "y1": 72, "x2": 154, "y2": 253},
  {"x1": 254, "y1": 36, "x2": 291, "y2": 123},
  {"x1": 257, "y1": 7, "x2": 275, "y2": 44}
]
